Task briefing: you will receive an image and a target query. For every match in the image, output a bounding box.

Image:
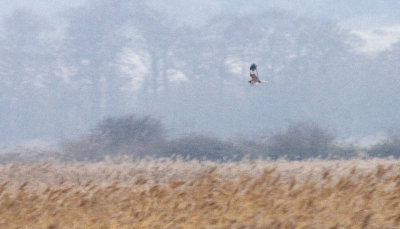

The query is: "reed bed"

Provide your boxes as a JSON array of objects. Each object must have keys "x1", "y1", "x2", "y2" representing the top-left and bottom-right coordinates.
[{"x1": 0, "y1": 158, "x2": 400, "y2": 228}]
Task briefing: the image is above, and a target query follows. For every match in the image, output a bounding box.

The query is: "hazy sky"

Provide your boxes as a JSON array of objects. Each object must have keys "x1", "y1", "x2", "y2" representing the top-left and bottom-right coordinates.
[
  {"x1": 1, "y1": 0, "x2": 400, "y2": 146},
  {"x1": 0, "y1": 0, "x2": 84, "y2": 18},
  {"x1": 146, "y1": 0, "x2": 400, "y2": 29},
  {"x1": 2, "y1": 0, "x2": 400, "y2": 29}
]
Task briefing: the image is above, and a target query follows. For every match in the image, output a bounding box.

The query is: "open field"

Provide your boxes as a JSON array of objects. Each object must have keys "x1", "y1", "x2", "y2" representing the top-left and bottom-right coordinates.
[{"x1": 1, "y1": 158, "x2": 400, "y2": 228}]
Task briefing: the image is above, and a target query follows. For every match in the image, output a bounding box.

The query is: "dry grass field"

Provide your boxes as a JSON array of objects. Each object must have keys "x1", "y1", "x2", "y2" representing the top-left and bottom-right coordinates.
[{"x1": 1, "y1": 158, "x2": 400, "y2": 228}]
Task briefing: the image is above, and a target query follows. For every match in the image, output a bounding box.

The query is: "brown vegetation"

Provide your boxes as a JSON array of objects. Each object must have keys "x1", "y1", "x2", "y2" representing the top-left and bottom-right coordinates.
[{"x1": 0, "y1": 158, "x2": 400, "y2": 228}]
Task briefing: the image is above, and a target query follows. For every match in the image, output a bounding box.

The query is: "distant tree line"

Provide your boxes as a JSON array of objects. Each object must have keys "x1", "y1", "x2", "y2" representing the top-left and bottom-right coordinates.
[
  {"x1": 1, "y1": 0, "x2": 400, "y2": 144},
  {"x1": 56, "y1": 114, "x2": 398, "y2": 162}
]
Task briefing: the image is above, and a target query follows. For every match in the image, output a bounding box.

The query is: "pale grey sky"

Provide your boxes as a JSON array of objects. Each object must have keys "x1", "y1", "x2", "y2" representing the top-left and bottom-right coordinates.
[
  {"x1": 1, "y1": 0, "x2": 400, "y2": 29},
  {"x1": 0, "y1": 0, "x2": 84, "y2": 18}
]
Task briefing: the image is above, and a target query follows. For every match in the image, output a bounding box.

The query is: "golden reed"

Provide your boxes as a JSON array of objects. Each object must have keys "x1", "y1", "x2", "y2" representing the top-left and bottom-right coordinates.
[{"x1": 0, "y1": 158, "x2": 399, "y2": 228}]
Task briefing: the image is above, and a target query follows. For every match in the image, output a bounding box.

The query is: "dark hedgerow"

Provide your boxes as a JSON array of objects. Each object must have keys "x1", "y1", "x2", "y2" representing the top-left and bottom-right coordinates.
[
  {"x1": 367, "y1": 133, "x2": 400, "y2": 158},
  {"x1": 266, "y1": 122, "x2": 337, "y2": 160},
  {"x1": 61, "y1": 115, "x2": 166, "y2": 161},
  {"x1": 59, "y1": 115, "x2": 360, "y2": 162},
  {"x1": 162, "y1": 135, "x2": 246, "y2": 161}
]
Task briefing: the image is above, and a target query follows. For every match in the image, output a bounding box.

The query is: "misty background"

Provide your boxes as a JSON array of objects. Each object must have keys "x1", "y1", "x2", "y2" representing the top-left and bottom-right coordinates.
[{"x1": 1, "y1": 0, "x2": 400, "y2": 152}]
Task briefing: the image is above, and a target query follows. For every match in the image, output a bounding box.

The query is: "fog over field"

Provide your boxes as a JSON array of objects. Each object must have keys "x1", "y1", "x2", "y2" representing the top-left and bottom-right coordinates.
[
  {"x1": 1, "y1": 0, "x2": 400, "y2": 150},
  {"x1": 3, "y1": 2, "x2": 400, "y2": 228}
]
